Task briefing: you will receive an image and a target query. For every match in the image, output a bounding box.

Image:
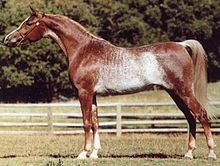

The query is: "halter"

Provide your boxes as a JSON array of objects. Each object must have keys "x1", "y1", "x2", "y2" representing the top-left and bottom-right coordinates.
[{"x1": 16, "y1": 13, "x2": 45, "y2": 46}]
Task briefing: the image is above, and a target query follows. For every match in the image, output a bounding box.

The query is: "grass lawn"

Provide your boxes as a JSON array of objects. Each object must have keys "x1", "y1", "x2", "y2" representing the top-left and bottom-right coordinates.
[{"x1": 0, "y1": 134, "x2": 219, "y2": 166}]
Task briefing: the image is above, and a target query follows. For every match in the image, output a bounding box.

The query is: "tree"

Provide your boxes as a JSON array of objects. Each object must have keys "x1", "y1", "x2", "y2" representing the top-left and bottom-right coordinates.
[
  {"x1": 0, "y1": 0, "x2": 95, "y2": 102},
  {"x1": 0, "y1": 0, "x2": 219, "y2": 102}
]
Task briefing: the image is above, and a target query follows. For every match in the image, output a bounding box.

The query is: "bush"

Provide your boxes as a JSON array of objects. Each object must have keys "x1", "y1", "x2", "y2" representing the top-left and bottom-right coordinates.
[{"x1": 0, "y1": 0, "x2": 219, "y2": 102}]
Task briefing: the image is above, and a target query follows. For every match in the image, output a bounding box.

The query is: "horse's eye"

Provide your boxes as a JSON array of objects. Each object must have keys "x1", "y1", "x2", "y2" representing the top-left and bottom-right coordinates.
[{"x1": 26, "y1": 22, "x2": 32, "y2": 26}]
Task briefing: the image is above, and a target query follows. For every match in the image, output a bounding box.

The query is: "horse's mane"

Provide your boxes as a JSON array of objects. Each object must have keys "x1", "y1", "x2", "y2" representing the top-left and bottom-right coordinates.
[{"x1": 46, "y1": 14, "x2": 104, "y2": 41}]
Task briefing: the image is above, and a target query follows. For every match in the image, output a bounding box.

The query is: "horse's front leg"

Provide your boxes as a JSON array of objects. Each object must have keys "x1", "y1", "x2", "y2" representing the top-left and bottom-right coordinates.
[
  {"x1": 89, "y1": 95, "x2": 101, "y2": 159},
  {"x1": 77, "y1": 89, "x2": 93, "y2": 159}
]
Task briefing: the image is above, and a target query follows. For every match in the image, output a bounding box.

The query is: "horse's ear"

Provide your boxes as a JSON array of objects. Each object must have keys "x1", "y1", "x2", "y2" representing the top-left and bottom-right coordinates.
[{"x1": 30, "y1": 6, "x2": 40, "y2": 15}]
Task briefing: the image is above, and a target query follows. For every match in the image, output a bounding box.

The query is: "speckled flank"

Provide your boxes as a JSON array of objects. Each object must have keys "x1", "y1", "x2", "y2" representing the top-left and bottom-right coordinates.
[{"x1": 95, "y1": 50, "x2": 169, "y2": 95}]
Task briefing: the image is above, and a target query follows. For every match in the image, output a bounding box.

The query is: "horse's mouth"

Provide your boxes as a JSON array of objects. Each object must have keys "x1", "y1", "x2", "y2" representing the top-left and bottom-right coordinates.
[
  {"x1": 4, "y1": 38, "x2": 20, "y2": 47},
  {"x1": 4, "y1": 41, "x2": 18, "y2": 47},
  {"x1": 5, "y1": 40, "x2": 29, "y2": 47},
  {"x1": 3, "y1": 36, "x2": 29, "y2": 47}
]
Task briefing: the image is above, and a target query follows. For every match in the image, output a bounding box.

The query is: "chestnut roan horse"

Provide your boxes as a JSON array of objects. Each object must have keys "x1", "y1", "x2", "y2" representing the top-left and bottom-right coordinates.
[{"x1": 4, "y1": 7, "x2": 217, "y2": 160}]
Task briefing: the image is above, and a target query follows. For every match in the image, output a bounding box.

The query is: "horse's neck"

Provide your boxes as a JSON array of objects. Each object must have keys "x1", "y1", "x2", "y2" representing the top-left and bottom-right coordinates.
[{"x1": 45, "y1": 15, "x2": 91, "y2": 62}]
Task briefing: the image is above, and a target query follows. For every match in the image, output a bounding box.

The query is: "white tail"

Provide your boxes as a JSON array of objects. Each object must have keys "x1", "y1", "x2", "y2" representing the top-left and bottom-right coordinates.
[{"x1": 180, "y1": 40, "x2": 215, "y2": 118}]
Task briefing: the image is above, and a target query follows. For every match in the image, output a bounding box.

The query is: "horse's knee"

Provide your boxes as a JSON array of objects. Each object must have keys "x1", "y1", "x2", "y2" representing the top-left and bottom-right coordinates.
[
  {"x1": 91, "y1": 104, "x2": 99, "y2": 130},
  {"x1": 84, "y1": 120, "x2": 92, "y2": 132},
  {"x1": 92, "y1": 125, "x2": 98, "y2": 134},
  {"x1": 92, "y1": 104, "x2": 97, "y2": 111}
]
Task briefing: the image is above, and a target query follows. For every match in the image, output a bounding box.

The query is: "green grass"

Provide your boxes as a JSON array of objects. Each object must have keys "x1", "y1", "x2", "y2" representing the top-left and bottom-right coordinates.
[
  {"x1": 1, "y1": 157, "x2": 218, "y2": 166},
  {"x1": 0, "y1": 134, "x2": 219, "y2": 165}
]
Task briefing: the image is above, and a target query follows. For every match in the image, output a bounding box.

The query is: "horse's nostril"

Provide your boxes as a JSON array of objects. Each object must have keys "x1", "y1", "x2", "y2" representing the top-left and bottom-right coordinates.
[
  {"x1": 3, "y1": 36, "x2": 12, "y2": 45},
  {"x1": 10, "y1": 38, "x2": 17, "y2": 43},
  {"x1": 3, "y1": 36, "x2": 18, "y2": 47}
]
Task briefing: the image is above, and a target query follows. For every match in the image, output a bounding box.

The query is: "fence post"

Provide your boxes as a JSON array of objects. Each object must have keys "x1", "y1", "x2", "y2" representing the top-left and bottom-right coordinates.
[
  {"x1": 116, "y1": 104, "x2": 122, "y2": 137},
  {"x1": 48, "y1": 107, "x2": 53, "y2": 135}
]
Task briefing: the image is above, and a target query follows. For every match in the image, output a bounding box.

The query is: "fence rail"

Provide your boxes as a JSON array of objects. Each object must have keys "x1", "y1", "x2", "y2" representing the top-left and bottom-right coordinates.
[{"x1": 0, "y1": 101, "x2": 219, "y2": 136}]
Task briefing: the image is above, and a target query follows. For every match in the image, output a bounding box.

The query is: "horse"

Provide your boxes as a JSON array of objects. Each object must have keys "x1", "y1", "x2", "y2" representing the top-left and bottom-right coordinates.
[{"x1": 3, "y1": 7, "x2": 217, "y2": 160}]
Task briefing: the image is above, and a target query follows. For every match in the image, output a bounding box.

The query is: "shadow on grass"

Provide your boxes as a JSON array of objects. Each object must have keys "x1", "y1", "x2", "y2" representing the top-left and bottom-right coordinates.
[
  {"x1": 106, "y1": 153, "x2": 183, "y2": 159},
  {"x1": 48, "y1": 153, "x2": 183, "y2": 159},
  {"x1": 0, "y1": 155, "x2": 17, "y2": 159},
  {"x1": 0, "y1": 153, "x2": 183, "y2": 159}
]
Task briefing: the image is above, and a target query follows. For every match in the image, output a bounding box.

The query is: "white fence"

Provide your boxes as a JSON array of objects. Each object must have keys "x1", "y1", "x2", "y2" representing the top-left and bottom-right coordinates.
[{"x1": 0, "y1": 101, "x2": 219, "y2": 136}]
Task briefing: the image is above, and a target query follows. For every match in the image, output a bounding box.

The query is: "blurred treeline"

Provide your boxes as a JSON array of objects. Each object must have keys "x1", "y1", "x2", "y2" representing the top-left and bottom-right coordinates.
[{"x1": 0, "y1": 0, "x2": 219, "y2": 102}]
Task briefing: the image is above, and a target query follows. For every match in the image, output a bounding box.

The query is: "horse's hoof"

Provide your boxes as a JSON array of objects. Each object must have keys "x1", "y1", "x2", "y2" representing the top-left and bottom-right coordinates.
[
  {"x1": 77, "y1": 155, "x2": 87, "y2": 159},
  {"x1": 184, "y1": 151, "x2": 193, "y2": 159},
  {"x1": 89, "y1": 153, "x2": 98, "y2": 159},
  {"x1": 89, "y1": 149, "x2": 99, "y2": 159},
  {"x1": 208, "y1": 152, "x2": 217, "y2": 160},
  {"x1": 77, "y1": 150, "x2": 88, "y2": 159}
]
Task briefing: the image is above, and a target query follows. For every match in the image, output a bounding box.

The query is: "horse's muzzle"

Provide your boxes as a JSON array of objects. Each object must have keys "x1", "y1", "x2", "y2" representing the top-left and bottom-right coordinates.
[
  {"x1": 3, "y1": 36, "x2": 21, "y2": 47},
  {"x1": 3, "y1": 36, "x2": 18, "y2": 47}
]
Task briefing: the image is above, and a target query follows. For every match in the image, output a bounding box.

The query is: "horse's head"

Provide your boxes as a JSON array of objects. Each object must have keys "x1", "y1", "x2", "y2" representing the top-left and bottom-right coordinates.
[{"x1": 4, "y1": 7, "x2": 47, "y2": 47}]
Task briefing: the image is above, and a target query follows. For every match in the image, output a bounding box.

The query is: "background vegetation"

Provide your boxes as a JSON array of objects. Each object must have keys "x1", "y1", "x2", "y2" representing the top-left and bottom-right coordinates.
[{"x1": 0, "y1": 0, "x2": 219, "y2": 102}]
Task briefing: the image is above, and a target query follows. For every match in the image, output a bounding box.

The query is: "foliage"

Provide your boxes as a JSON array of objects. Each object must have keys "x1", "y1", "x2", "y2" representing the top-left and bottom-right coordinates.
[{"x1": 0, "y1": 0, "x2": 219, "y2": 102}]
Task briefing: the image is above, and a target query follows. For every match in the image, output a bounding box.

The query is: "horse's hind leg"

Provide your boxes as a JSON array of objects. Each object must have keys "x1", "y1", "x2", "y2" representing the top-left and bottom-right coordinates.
[
  {"x1": 178, "y1": 91, "x2": 216, "y2": 160},
  {"x1": 166, "y1": 89, "x2": 196, "y2": 159},
  {"x1": 89, "y1": 95, "x2": 101, "y2": 159}
]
